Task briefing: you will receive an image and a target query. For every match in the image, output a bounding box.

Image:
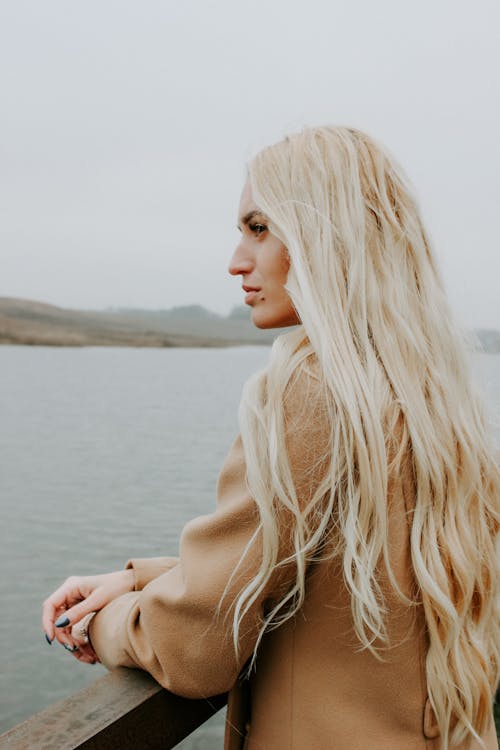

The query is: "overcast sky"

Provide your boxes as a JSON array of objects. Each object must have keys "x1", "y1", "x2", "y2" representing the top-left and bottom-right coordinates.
[{"x1": 1, "y1": 0, "x2": 499, "y2": 328}]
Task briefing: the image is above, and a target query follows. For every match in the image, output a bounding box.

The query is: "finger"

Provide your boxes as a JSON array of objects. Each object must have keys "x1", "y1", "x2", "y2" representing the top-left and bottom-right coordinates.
[
  {"x1": 54, "y1": 590, "x2": 106, "y2": 630},
  {"x1": 56, "y1": 617, "x2": 82, "y2": 651},
  {"x1": 42, "y1": 598, "x2": 65, "y2": 642},
  {"x1": 61, "y1": 621, "x2": 93, "y2": 654},
  {"x1": 76, "y1": 642, "x2": 99, "y2": 663},
  {"x1": 62, "y1": 642, "x2": 80, "y2": 654},
  {"x1": 73, "y1": 651, "x2": 97, "y2": 664},
  {"x1": 68, "y1": 640, "x2": 99, "y2": 664},
  {"x1": 42, "y1": 578, "x2": 85, "y2": 640},
  {"x1": 55, "y1": 633, "x2": 80, "y2": 653},
  {"x1": 48, "y1": 606, "x2": 71, "y2": 646},
  {"x1": 74, "y1": 654, "x2": 95, "y2": 664},
  {"x1": 48, "y1": 605, "x2": 96, "y2": 649}
]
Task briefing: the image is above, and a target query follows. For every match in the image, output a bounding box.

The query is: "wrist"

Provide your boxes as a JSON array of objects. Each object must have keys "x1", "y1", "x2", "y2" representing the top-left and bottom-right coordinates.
[
  {"x1": 124, "y1": 568, "x2": 135, "y2": 591},
  {"x1": 73, "y1": 611, "x2": 96, "y2": 646}
]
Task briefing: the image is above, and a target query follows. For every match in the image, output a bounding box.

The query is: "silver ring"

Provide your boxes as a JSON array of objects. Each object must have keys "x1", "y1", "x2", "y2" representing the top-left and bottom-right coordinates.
[
  {"x1": 74, "y1": 612, "x2": 96, "y2": 644},
  {"x1": 75, "y1": 622, "x2": 89, "y2": 644}
]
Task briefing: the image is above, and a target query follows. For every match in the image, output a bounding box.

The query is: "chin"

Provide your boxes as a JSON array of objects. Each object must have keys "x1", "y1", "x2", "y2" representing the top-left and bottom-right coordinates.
[
  {"x1": 252, "y1": 319, "x2": 274, "y2": 330},
  {"x1": 250, "y1": 311, "x2": 299, "y2": 330},
  {"x1": 250, "y1": 312, "x2": 270, "y2": 329}
]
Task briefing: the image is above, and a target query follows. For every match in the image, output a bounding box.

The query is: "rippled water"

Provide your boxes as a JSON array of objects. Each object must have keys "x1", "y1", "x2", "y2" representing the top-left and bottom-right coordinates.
[{"x1": 0, "y1": 346, "x2": 498, "y2": 746}]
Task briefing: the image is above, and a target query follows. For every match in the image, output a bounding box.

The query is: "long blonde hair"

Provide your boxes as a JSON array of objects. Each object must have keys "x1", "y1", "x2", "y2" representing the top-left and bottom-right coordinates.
[{"x1": 229, "y1": 126, "x2": 500, "y2": 747}]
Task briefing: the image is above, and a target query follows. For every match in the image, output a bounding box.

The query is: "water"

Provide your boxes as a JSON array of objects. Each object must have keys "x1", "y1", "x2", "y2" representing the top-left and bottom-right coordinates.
[{"x1": 0, "y1": 346, "x2": 499, "y2": 746}]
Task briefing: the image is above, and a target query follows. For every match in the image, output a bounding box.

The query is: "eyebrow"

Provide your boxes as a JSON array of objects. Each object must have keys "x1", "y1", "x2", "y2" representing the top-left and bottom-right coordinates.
[{"x1": 237, "y1": 209, "x2": 266, "y2": 231}]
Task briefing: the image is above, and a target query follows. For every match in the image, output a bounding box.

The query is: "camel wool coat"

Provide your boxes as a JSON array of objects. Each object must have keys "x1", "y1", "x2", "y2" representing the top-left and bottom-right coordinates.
[{"x1": 88, "y1": 362, "x2": 497, "y2": 750}]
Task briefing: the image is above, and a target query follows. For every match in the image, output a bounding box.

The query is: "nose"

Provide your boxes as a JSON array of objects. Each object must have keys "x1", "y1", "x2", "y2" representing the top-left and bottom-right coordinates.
[{"x1": 228, "y1": 238, "x2": 254, "y2": 277}]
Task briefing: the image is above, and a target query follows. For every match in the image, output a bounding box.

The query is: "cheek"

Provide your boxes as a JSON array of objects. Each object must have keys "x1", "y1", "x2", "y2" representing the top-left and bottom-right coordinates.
[
  {"x1": 265, "y1": 245, "x2": 290, "y2": 285},
  {"x1": 277, "y1": 257, "x2": 291, "y2": 292}
]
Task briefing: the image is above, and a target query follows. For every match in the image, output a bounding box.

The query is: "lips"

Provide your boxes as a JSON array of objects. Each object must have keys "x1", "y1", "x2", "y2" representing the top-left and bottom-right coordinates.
[
  {"x1": 242, "y1": 285, "x2": 261, "y2": 293},
  {"x1": 242, "y1": 285, "x2": 261, "y2": 305}
]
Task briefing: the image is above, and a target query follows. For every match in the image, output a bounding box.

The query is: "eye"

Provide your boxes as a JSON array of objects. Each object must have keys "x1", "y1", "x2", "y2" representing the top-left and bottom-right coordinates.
[{"x1": 249, "y1": 222, "x2": 267, "y2": 236}]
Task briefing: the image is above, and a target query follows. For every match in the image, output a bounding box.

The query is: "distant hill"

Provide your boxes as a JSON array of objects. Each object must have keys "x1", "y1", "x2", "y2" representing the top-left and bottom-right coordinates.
[
  {"x1": 228, "y1": 305, "x2": 252, "y2": 320},
  {"x1": 0, "y1": 297, "x2": 498, "y2": 352},
  {"x1": 113, "y1": 304, "x2": 222, "y2": 320},
  {"x1": 0, "y1": 298, "x2": 278, "y2": 347}
]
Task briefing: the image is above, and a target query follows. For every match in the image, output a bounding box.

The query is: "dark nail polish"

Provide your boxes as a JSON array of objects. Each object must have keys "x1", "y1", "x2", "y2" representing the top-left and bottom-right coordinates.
[
  {"x1": 55, "y1": 616, "x2": 70, "y2": 628},
  {"x1": 63, "y1": 643, "x2": 79, "y2": 652},
  {"x1": 45, "y1": 632, "x2": 53, "y2": 645}
]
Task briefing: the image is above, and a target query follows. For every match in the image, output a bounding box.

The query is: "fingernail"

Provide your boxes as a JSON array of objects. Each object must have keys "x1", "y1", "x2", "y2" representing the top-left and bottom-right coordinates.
[
  {"x1": 45, "y1": 632, "x2": 53, "y2": 645},
  {"x1": 55, "y1": 616, "x2": 70, "y2": 628},
  {"x1": 63, "y1": 643, "x2": 79, "y2": 653}
]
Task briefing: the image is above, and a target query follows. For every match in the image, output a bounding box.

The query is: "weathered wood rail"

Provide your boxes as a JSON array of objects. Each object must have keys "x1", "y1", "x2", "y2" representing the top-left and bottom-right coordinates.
[
  {"x1": 1, "y1": 668, "x2": 498, "y2": 748},
  {"x1": 0, "y1": 668, "x2": 227, "y2": 749}
]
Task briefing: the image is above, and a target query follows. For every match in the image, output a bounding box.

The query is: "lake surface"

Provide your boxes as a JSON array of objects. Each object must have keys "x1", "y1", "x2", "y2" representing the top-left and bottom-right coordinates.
[{"x1": 1, "y1": 346, "x2": 499, "y2": 746}]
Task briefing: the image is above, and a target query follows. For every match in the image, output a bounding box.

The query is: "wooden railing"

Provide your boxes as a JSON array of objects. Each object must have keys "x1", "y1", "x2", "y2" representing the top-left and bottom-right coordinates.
[
  {"x1": 0, "y1": 668, "x2": 227, "y2": 749},
  {"x1": 2, "y1": 669, "x2": 498, "y2": 748}
]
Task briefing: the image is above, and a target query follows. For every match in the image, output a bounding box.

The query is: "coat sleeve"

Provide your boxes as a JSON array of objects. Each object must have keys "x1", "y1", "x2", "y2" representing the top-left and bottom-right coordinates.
[
  {"x1": 88, "y1": 362, "x2": 330, "y2": 699},
  {"x1": 125, "y1": 557, "x2": 179, "y2": 591}
]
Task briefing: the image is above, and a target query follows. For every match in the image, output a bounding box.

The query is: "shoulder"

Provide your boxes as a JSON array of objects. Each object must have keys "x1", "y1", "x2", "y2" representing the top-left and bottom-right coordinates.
[
  {"x1": 283, "y1": 354, "x2": 328, "y2": 426},
  {"x1": 282, "y1": 356, "x2": 331, "y2": 487}
]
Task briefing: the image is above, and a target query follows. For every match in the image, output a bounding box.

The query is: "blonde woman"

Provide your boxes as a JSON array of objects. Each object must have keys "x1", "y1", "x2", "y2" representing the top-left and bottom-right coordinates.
[{"x1": 43, "y1": 126, "x2": 500, "y2": 749}]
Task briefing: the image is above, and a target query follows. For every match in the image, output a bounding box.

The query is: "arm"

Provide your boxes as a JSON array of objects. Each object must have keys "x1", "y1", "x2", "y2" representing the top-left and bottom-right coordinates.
[
  {"x1": 125, "y1": 556, "x2": 179, "y2": 591},
  {"x1": 89, "y1": 434, "x2": 268, "y2": 697},
  {"x1": 42, "y1": 560, "x2": 178, "y2": 655},
  {"x1": 89, "y1": 362, "x2": 329, "y2": 698}
]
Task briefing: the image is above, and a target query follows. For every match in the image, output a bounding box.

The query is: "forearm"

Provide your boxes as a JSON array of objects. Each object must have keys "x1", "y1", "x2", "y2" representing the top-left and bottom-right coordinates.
[
  {"x1": 88, "y1": 564, "x2": 250, "y2": 698},
  {"x1": 88, "y1": 366, "x2": 330, "y2": 696}
]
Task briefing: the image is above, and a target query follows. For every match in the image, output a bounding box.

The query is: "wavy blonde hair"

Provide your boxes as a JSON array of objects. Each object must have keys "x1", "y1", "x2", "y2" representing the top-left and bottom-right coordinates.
[{"x1": 229, "y1": 126, "x2": 500, "y2": 748}]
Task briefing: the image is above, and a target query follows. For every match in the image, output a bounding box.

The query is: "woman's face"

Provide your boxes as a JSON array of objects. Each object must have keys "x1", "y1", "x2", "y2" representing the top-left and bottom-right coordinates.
[{"x1": 228, "y1": 181, "x2": 300, "y2": 329}]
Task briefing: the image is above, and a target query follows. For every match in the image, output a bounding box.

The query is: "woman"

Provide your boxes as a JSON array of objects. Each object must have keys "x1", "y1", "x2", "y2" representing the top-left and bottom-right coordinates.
[{"x1": 42, "y1": 126, "x2": 500, "y2": 749}]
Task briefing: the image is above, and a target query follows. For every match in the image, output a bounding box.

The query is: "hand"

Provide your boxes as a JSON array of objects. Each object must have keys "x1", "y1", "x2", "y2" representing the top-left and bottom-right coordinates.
[{"x1": 42, "y1": 570, "x2": 135, "y2": 663}]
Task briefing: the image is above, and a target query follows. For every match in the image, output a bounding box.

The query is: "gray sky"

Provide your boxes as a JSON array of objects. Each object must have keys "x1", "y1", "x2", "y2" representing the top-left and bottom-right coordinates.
[{"x1": 1, "y1": 0, "x2": 499, "y2": 328}]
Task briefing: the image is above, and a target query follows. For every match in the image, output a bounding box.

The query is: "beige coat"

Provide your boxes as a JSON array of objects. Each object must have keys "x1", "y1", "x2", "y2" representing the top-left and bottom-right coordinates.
[{"x1": 89, "y1": 364, "x2": 497, "y2": 750}]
